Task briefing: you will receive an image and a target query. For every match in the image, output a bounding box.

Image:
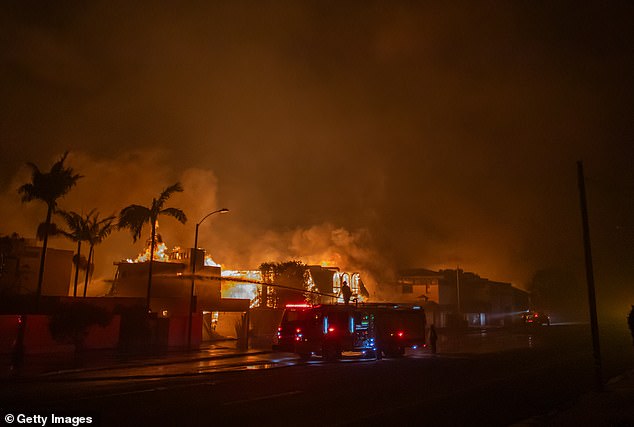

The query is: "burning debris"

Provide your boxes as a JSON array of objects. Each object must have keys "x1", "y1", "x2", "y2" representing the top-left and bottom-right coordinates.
[{"x1": 221, "y1": 270, "x2": 260, "y2": 307}]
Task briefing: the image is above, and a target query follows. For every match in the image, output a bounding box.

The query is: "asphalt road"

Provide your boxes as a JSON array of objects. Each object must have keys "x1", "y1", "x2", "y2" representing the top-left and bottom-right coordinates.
[{"x1": 1, "y1": 324, "x2": 632, "y2": 427}]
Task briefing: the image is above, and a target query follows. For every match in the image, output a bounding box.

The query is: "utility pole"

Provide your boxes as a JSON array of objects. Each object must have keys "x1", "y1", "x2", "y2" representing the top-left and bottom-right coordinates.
[
  {"x1": 577, "y1": 160, "x2": 603, "y2": 392},
  {"x1": 456, "y1": 266, "x2": 461, "y2": 314},
  {"x1": 187, "y1": 208, "x2": 229, "y2": 350}
]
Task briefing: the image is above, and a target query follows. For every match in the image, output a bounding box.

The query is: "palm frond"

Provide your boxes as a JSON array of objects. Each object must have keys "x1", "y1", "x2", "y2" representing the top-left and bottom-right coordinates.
[
  {"x1": 17, "y1": 183, "x2": 37, "y2": 203},
  {"x1": 55, "y1": 210, "x2": 95, "y2": 242},
  {"x1": 36, "y1": 222, "x2": 62, "y2": 240},
  {"x1": 50, "y1": 152, "x2": 69, "y2": 174},
  {"x1": 118, "y1": 205, "x2": 151, "y2": 242},
  {"x1": 56, "y1": 210, "x2": 81, "y2": 230},
  {"x1": 25, "y1": 162, "x2": 41, "y2": 181},
  {"x1": 89, "y1": 213, "x2": 116, "y2": 244},
  {"x1": 45, "y1": 153, "x2": 83, "y2": 204},
  {"x1": 156, "y1": 182, "x2": 183, "y2": 208},
  {"x1": 17, "y1": 154, "x2": 83, "y2": 207},
  {"x1": 160, "y1": 207, "x2": 187, "y2": 224}
]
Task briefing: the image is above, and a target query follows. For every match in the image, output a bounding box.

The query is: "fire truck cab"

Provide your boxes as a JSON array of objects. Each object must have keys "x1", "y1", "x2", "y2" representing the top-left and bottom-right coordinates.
[{"x1": 275, "y1": 303, "x2": 426, "y2": 361}]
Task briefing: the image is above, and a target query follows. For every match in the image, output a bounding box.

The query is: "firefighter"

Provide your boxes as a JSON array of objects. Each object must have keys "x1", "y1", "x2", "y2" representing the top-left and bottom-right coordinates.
[{"x1": 341, "y1": 281, "x2": 352, "y2": 305}]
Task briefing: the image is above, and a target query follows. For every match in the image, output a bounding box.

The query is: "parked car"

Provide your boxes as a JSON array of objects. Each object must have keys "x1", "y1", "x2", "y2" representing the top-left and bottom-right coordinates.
[{"x1": 521, "y1": 311, "x2": 550, "y2": 326}]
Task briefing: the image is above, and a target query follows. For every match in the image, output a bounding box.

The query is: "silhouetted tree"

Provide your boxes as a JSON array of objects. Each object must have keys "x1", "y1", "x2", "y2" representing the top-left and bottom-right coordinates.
[
  {"x1": 18, "y1": 152, "x2": 82, "y2": 302},
  {"x1": 258, "y1": 260, "x2": 307, "y2": 307},
  {"x1": 82, "y1": 212, "x2": 115, "y2": 297},
  {"x1": 56, "y1": 210, "x2": 92, "y2": 297},
  {"x1": 118, "y1": 183, "x2": 187, "y2": 312}
]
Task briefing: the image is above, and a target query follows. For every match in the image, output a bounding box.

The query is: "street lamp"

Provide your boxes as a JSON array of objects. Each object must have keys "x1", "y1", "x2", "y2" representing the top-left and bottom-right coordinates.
[{"x1": 187, "y1": 208, "x2": 229, "y2": 349}]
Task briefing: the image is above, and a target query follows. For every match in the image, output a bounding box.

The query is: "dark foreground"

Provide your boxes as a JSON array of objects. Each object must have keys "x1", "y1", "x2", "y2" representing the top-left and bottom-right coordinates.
[{"x1": 1, "y1": 324, "x2": 633, "y2": 426}]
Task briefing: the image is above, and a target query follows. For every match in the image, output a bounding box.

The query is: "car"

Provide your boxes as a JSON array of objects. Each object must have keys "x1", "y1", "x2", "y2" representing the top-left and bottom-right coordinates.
[{"x1": 521, "y1": 311, "x2": 550, "y2": 326}]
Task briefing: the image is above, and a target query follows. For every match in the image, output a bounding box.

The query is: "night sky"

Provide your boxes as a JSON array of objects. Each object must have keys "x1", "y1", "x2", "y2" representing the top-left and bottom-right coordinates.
[{"x1": 1, "y1": 2, "x2": 633, "y2": 316}]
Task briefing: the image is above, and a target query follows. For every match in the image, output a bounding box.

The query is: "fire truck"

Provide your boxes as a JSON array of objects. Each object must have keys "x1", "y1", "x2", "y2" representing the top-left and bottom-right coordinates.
[{"x1": 274, "y1": 303, "x2": 427, "y2": 361}]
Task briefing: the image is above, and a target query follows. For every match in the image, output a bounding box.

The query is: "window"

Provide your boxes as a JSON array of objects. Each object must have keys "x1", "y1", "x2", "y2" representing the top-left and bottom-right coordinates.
[{"x1": 402, "y1": 284, "x2": 413, "y2": 294}]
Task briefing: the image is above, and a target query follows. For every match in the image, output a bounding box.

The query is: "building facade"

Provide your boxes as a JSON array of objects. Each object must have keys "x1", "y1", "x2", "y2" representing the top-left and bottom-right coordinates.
[
  {"x1": 395, "y1": 268, "x2": 529, "y2": 327},
  {"x1": 0, "y1": 236, "x2": 73, "y2": 297}
]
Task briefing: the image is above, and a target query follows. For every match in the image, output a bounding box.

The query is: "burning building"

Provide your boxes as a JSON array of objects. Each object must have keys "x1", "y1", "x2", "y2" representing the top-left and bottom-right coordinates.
[
  {"x1": 110, "y1": 232, "x2": 250, "y2": 345},
  {"x1": 109, "y1": 231, "x2": 372, "y2": 347},
  {"x1": 222, "y1": 264, "x2": 370, "y2": 308}
]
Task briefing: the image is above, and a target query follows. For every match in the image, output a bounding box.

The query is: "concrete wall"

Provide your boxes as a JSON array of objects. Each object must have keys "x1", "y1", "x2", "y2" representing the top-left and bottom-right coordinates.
[
  {"x1": 0, "y1": 314, "x2": 121, "y2": 354},
  {"x1": 1, "y1": 246, "x2": 73, "y2": 297},
  {"x1": 167, "y1": 314, "x2": 202, "y2": 348}
]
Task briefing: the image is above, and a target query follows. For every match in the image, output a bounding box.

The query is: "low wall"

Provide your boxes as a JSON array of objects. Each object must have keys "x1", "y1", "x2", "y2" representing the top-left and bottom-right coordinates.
[
  {"x1": 0, "y1": 314, "x2": 121, "y2": 354},
  {"x1": 167, "y1": 314, "x2": 202, "y2": 348},
  {"x1": 1, "y1": 312, "x2": 203, "y2": 354}
]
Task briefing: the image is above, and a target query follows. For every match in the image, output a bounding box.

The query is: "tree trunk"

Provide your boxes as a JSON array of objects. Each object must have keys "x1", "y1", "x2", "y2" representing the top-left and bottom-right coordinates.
[
  {"x1": 36, "y1": 205, "x2": 53, "y2": 304},
  {"x1": 73, "y1": 240, "x2": 82, "y2": 297},
  {"x1": 146, "y1": 221, "x2": 156, "y2": 313},
  {"x1": 83, "y1": 245, "x2": 94, "y2": 298}
]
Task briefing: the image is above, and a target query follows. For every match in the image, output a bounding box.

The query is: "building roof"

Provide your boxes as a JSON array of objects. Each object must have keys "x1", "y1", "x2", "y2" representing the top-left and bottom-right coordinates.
[
  {"x1": 306, "y1": 265, "x2": 336, "y2": 293},
  {"x1": 398, "y1": 268, "x2": 444, "y2": 278}
]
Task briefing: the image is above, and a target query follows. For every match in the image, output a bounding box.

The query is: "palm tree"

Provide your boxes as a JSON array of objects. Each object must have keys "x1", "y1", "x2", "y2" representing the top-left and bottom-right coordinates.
[
  {"x1": 56, "y1": 210, "x2": 92, "y2": 297},
  {"x1": 82, "y1": 212, "x2": 115, "y2": 297},
  {"x1": 118, "y1": 183, "x2": 187, "y2": 313},
  {"x1": 18, "y1": 152, "x2": 82, "y2": 302}
]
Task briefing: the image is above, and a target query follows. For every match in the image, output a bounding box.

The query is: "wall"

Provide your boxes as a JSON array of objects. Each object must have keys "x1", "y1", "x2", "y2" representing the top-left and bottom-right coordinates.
[
  {"x1": 0, "y1": 314, "x2": 121, "y2": 354},
  {"x1": 1, "y1": 246, "x2": 73, "y2": 297}
]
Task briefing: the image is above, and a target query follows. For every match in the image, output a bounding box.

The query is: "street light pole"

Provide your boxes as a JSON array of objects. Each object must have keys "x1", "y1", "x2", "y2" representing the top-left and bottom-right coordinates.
[
  {"x1": 187, "y1": 208, "x2": 229, "y2": 349},
  {"x1": 577, "y1": 161, "x2": 603, "y2": 391},
  {"x1": 456, "y1": 266, "x2": 461, "y2": 314}
]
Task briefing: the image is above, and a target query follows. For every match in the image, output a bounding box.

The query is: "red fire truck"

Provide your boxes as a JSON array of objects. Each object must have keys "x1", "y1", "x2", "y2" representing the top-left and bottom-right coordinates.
[{"x1": 274, "y1": 303, "x2": 427, "y2": 360}]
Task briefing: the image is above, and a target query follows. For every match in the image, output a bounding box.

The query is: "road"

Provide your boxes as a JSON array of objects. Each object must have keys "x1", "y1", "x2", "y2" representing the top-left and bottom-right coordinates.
[{"x1": 1, "y1": 324, "x2": 632, "y2": 426}]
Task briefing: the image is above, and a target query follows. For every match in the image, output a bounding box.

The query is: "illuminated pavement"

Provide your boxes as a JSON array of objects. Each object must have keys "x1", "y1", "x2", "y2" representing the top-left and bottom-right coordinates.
[
  {"x1": 1, "y1": 326, "x2": 633, "y2": 426},
  {"x1": 2, "y1": 329, "x2": 541, "y2": 380},
  {"x1": 1, "y1": 340, "x2": 274, "y2": 379},
  {"x1": 0, "y1": 327, "x2": 600, "y2": 379},
  {"x1": 38, "y1": 352, "x2": 298, "y2": 380}
]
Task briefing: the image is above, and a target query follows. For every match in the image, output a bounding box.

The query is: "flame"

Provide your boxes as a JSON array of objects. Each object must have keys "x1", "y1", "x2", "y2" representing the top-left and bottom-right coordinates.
[
  {"x1": 127, "y1": 241, "x2": 169, "y2": 263},
  {"x1": 205, "y1": 255, "x2": 221, "y2": 267},
  {"x1": 125, "y1": 226, "x2": 176, "y2": 263},
  {"x1": 221, "y1": 270, "x2": 261, "y2": 307},
  {"x1": 317, "y1": 253, "x2": 342, "y2": 268}
]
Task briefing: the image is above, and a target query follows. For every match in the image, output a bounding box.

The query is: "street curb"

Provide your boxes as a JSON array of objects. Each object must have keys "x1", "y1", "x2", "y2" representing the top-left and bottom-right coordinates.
[{"x1": 1, "y1": 349, "x2": 273, "y2": 382}]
